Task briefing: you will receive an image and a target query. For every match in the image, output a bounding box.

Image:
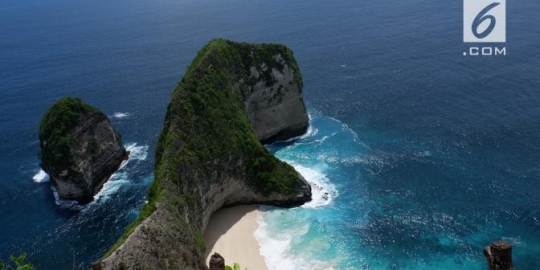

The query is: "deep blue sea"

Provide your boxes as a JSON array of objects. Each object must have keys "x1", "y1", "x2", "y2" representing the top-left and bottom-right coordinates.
[{"x1": 1, "y1": 0, "x2": 540, "y2": 269}]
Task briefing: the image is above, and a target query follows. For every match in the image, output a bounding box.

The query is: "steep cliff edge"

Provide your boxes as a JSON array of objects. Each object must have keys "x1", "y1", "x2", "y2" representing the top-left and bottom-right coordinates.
[
  {"x1": 245, "y1": 53, "x2": 309, "y2": 143},
  {"x1": 39, "y1": 97, "x2": 127, "y2": 203},
  {"x1": 94, "y1": 39, "x2": 311, "y2": 269}
]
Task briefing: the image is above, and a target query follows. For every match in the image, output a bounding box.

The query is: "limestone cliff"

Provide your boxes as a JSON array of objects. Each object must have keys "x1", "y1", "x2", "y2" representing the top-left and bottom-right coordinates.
[
  {"x1": 93, "y1": 39, "x2": 311, "y2": 269},
  {"x1": 39, "y1": 97, "x2": 127, "y2": 203},
  {"x1": 245, "y1": 54, "x2": 309, "y2": 143}
]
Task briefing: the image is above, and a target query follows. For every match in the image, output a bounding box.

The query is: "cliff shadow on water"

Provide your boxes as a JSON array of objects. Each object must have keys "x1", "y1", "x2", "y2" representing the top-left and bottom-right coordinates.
[{"x1": 94, "y1": 39, "x2": 312, "y2": 270}]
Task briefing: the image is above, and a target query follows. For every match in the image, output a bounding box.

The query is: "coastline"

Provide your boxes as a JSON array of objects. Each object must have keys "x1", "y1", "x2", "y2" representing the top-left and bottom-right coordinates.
[{"x1": 203, "y1": 205, "x2": 268, "y2": 270}]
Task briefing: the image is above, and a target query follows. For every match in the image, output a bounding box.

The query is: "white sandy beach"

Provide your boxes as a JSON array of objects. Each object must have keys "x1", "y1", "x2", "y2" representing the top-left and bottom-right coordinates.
[{"x1": 204, "y1": 205, "x2": 268, "y2": 270}]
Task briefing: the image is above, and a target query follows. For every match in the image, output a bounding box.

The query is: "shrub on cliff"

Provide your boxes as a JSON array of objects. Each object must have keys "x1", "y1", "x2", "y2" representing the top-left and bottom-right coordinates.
[
  {"x1": 39, "y1": 97, "x2": 100, "y2": 167},
  {"x1": 39, "y1": 97, "x2": 127, "y2": 203},
  {"x1": 0, "y1": 254, "x2": 34, "y2": 270}
]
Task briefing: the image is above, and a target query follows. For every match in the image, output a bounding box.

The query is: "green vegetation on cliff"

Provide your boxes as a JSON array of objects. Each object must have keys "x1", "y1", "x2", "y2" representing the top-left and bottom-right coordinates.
[
  {"x1": 39, "y1": 97, "x2": 101, "y2": 167},
  {"x1": 149, "y1": 39, "x2": 304, "y2": 216},
  {"x1": 39, "y1": 97, "x2": 126, "y2": 203},
  {"x1": 153, "y1": 39, "x2": 304, "y2": 195},
  {"x1": 100, "y1": 39, "x2": 310, "y2": 268},
  {"x1": 0, "y1": 254, "x2": 34, "y2": 270}
]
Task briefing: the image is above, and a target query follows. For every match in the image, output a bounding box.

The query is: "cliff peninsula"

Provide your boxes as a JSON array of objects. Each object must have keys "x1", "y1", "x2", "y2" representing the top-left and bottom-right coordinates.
[{"x1": 91, "y1": 39, "x2": 311, "y2": 269}]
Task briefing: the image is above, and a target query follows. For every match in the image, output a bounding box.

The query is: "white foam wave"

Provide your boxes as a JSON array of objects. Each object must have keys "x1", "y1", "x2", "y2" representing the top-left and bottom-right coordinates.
[
  {"x1": 255, "y1": 213, "x2": 337, "y2": 270},
  {"x1": 52, "y1": 188, "x2": 82, "y2": 210},
  {"x1": 299, "y1": 124, "x2": 318, "y2": 140},
  {"x1": 280, "y1": 125, "x2": 318, "y2": 144},
  {"x1": 32, "y1": 169, "x2": 50, "y2": 183},
  {"x1": 42, "y1": 142, "x2": 149, "y2": 208},
  {"x1": 278, "y1": 114, "x2": 318, "y2": 143},
  {"x1": 125, "y1": 143, "x2": 148, "y2": 161},
  {"x1": 115, "y1": 142, "x2": 149, "y2": 170},
  {"x1": 293, "y1": 164, "x2": 338, "y2": 209},
  {"x1": 91, "y1": 143, "x2": 149, "y2": 203},
  {"x1": 310, "y1": 132, "x2": 337, "y2": 144},
  {"x1": 255, "y1": 214, "x2": 297, "y2": 270},
  {"x1": 111, "y1": 112, "x2": 132, "y2": 119},
  {"x1": 92, "y1": 174, "x2": 131, "y2": 203}
]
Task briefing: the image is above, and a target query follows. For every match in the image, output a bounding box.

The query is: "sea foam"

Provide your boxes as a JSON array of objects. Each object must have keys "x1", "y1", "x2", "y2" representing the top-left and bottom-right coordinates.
[
  {"x1": 125, "y1": 143, "x2": 148, "y2": 161},
  {"x1": 293, "y1": 164, "x2": 337, "y2": 209},
  {"x1": 91, "y1": 143, "x2": 148, "y2": 204},
  {"x1": 52, "y1": 188, "x2": 81, "y2": 210},
  {"x1": 32, "y1": 169, "x2": 50, "y2": 183},
  {"x1": 46, "y1": 142, "x2": 149, "y2": 208},
  {"x1": 254, "y1": 212, "x2": 338, "y2": 270},
  {"x1": 111, "y1": 112, "x2": 132, "y2": 119},
  {"x1": 254, "y1": 214, "x2": 297, "y2": 270}
]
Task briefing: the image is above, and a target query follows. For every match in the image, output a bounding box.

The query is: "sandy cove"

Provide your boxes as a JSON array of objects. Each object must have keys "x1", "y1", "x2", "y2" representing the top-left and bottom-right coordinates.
[{"x1": 204, "y1": 205, "x2": 269, "y2": 270}]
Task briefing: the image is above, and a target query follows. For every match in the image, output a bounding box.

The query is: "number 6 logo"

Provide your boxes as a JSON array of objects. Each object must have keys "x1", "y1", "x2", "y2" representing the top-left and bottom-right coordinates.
[
  {"x1": 472, "y1": 3, "x2": 500, "y2": 39},
  {"x1": 464, "y1": 0, "x2": 506, "y2": 43}
]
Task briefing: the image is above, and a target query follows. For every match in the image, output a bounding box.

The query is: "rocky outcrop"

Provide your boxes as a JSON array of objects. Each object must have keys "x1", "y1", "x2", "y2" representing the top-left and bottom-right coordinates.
[
  {"x1": 245, "y1": 54, "x2": 309, "y2": 143},
  {"x1": 484, "y1": 240, "x2": 514, "y2": 270},
  {"x1": 93, "y1": 39, "x2": 311, "y2": 269},
  {"x1": 39, "y1": 97, "x2": 127, "y2": 203},
  {"x1": 209, "y1": 253, "x2": 225, "y2": 270}
]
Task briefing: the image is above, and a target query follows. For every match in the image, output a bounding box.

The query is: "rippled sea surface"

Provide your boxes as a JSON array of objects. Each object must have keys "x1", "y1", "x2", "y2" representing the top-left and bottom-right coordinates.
[{"x1": 1, "y1": 0, "x2": 539, "y2": 269}]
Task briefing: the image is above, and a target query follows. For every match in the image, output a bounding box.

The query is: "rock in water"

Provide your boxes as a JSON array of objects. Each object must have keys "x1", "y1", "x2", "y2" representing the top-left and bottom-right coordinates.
[
  {"x1": 39, "y1": 97, "x2": 127, "y2": 203},
  {"x1": 94, "y1": 39, "x2": 311, "y2": 270},
  {"x1": 209, "y1": 253, "x2": 225, "y2": 270},
  {"x1": 484, "y1": 240, "x2": 514, "y2": 270}
]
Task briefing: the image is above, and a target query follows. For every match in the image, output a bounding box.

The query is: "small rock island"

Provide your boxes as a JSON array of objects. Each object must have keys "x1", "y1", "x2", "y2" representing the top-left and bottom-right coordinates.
[
  {"x1": 39, "y1": 97, "x2": 128, "y2": 203},
  {"x1": 93, "y1": 39, "x2": 312, "y2": 269}
]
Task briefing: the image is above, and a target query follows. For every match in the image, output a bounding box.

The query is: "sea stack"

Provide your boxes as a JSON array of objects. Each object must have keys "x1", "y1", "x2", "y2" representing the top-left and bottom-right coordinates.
[
  {"x1": 94, "y1": 39, "x2": 311, "y2": 269},
  {"x1": 39, "y1": 97, "x2": 127, "y2": 203},
  {"x1": 484, "y1": 240, "x2": 514, "y2": 270}
]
